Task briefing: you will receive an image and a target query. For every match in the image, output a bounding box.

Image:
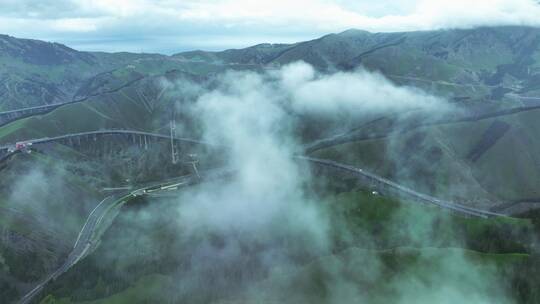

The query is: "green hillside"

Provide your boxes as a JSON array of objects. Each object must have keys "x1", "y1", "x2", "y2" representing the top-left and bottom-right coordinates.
[
  {"x1": 175, "y1": 26, "x2": 540, "y2": 101},
  {"x1": 36, "y1": 183, "x2": 538, "y2": 304},
  {"x1": 1, "y1": 26, "x2": 540, "y2": 303}
]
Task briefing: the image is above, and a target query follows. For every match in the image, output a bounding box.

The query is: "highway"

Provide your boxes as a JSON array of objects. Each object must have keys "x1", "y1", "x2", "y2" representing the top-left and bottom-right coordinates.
[
  {"x1": 19, "y1": 168, "x2": 232, "y2": 304},
  {"x1": 0, "y1": 103, "x2": 67, "y2": 115},
  {"x1": 295, "y1": 156, "x2": 504, "y2": 219},
  {"x1": 18, "y1": 196, "x2": 119, "y2": 304},
  {"x1": 0, "y1": 75, "x2": 145, "y2": 127},
  {"x1": 386, "y1": 74, "x2": 500, "y2": 89}
]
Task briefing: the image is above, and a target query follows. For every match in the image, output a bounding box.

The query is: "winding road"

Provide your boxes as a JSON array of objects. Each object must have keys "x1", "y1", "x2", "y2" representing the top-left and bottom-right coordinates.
[
  {"x1": 19, "y1": 169, "x2": 232, "y2": 304},
  {"x1": 304, "y1": 100, "x2": 540, "y2": 154},
  {"x1": 0, "y1": 130, "x2": 503, "y2": 220},
  {"x1": 296, "y1": 156, "x2": 503, "y2": 219},
  {"x1": 19, "y1": 196, "x2": 118, "y2": 304}
]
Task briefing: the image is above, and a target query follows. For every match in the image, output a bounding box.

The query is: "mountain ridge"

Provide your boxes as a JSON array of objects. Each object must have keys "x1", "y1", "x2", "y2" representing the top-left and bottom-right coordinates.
[{"x1": 3, "y1": 25, "x2": 539, "y2": 111}]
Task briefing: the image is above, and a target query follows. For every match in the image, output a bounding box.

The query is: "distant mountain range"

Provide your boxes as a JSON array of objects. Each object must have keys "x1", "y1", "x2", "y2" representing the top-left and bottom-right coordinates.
[{"x1": 1, "y1": 26, "x2": 540, "y2": 111}]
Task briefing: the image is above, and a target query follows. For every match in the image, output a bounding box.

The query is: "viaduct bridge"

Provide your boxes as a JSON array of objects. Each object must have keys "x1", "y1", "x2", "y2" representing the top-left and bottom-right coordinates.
[{"x1": 0, "y1": 129, "x2": 217, "y2": 161}]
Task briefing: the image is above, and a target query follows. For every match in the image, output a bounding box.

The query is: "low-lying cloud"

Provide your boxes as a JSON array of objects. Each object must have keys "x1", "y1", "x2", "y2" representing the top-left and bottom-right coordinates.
[
  {"x1": 137, "y1": 62, "x2": 514, "y2": 302},
  {"x1": 281, "y1": 62, "x2": 446, "y2": 115},
  {"x1": 174, "y1": 62, "x2": 331, "y2": 250}
]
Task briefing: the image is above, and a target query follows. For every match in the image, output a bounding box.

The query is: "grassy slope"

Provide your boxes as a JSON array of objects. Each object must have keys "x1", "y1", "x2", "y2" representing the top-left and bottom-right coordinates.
[
  {"x1": 0, "y1": 43, "x2": 260, "y2": 111},
  {"x1": 253, "y1": 247, "x2": 528, "y2": 304},
  {"x1": 0, "y1": 78, "x2": 177, "y2": 144},
  {"x1": 40, "y1": 274, "x2": 174, "y2": 304},
  {"x1": 40, "y1": 249, "x2": 529, "y2": 304}
]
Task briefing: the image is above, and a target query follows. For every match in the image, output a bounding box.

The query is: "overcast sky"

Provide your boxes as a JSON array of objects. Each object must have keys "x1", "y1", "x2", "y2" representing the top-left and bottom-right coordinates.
[{"x1": 1, "y1": 0, "x2": 540, "y2": 54}]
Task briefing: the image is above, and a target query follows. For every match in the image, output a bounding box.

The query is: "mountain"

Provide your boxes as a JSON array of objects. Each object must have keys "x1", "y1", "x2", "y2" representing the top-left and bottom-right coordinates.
[
  {"x1": 175, "y1": 26, "x2": 540, "y2": 100},
  {"x1": 2, "y1": 26, "x2": 540, "y2": 112},
  {"x1": 1, "y1": 27, "x2": 540, "y2": 205},
  {"x1": 0, "y1": 34, "x2": 96, "y2": 65},
  {"x1": 1, "y1": 27, "x2": 540, "y2": 204},
  {"x1": 1, "y1": 26, "x2": 540, "y2": 303},
  {"x1": 0, "y1": 35, "x2": 244, "y2": 111}
]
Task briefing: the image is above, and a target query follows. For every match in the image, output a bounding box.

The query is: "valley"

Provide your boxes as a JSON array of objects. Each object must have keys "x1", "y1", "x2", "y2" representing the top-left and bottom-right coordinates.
[{"x1": 1, "y1": 25, "x2": 540, "y2": 304}]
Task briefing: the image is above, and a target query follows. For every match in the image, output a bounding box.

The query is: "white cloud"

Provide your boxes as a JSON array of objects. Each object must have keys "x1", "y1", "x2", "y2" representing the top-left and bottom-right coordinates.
[
  {"x1": 153, "y1": 63, "x2": 506, "y2": 303},
  {"x1": 0, "y1": 0, "x2": 539, "y2": 52},
  {"x1": 51, "y1": 18, "x2": 101, "y2": 32},
  {"x1": 281, "y1": 62, "x2": 446, "y2": 115},
  {"x1": 122, "y1": 0, "x2": 540, "y2": 32}
]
